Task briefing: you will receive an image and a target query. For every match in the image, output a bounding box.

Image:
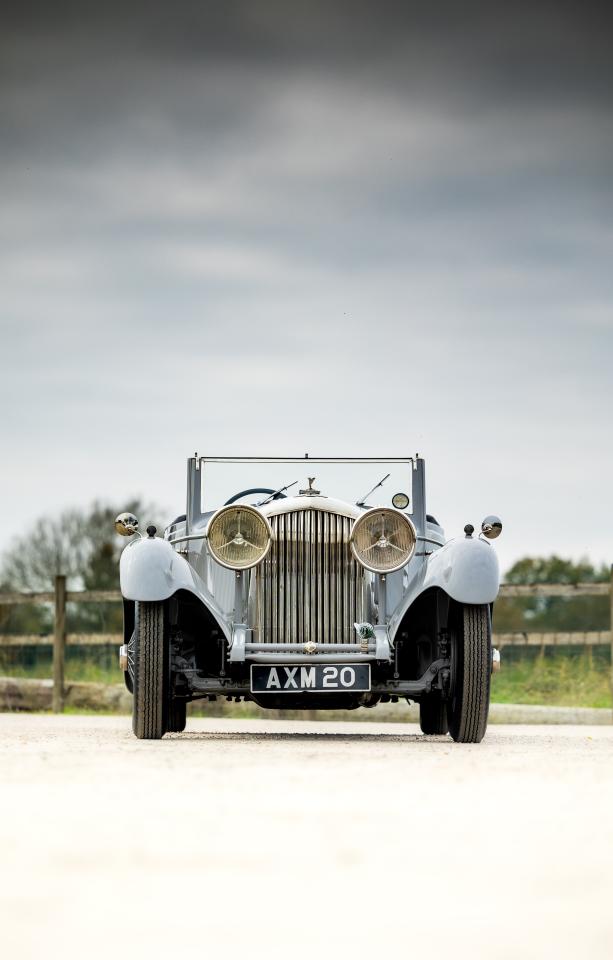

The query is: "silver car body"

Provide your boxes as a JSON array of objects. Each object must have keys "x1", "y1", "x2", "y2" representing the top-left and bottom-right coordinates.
[{"x1": 119, "y1": 456, "x2": 499, "y2": 666}]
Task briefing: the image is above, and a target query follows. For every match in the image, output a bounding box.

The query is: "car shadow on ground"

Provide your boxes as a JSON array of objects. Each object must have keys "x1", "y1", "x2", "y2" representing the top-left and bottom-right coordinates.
[{"x1": 165, "y1": 731, "x2": 452, "y2": 744}]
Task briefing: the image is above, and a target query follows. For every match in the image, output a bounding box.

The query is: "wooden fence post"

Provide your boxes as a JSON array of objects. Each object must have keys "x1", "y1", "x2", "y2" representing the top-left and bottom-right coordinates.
[{"x1": 52, "y1": 575, "x2": 66, "y2": 713}]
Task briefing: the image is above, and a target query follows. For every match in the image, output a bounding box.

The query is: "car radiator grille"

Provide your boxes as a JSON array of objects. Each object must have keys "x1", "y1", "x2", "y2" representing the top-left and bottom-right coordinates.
[{"x1": 255, "y1": 510, "x2": 366, "y2": 645}]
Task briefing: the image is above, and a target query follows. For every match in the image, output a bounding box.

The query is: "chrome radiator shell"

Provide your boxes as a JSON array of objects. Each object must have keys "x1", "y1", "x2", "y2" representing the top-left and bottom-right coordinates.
[{"x1": 254, "y1": 509, "x2": 366, "y2": 645}]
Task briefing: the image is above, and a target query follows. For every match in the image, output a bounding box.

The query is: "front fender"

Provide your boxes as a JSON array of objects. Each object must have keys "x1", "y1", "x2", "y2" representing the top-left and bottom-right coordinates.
[
  {"x1": 388, "y1": 537, "x2": 499, "y2": 642},
  {"x1": 422, "y1": 537, "x2": 500, "y2": 604},
  {"x1": 119, "y1": 537, "x2": 232, "y2": 642},
  {"x1": 120, "y1": 537, "x2": 197, "y2": 601}
]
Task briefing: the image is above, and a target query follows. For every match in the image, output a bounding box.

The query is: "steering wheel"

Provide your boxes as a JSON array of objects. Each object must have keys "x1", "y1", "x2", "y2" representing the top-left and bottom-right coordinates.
[{"x1": 224, "y1": 487, "x2": 287, "y2": 506}]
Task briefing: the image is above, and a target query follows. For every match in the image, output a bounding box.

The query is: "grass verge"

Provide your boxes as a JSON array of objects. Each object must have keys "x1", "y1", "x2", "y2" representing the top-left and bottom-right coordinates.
[{"x1": 491, "y1": 647, "x2": 611, "y2": 708}]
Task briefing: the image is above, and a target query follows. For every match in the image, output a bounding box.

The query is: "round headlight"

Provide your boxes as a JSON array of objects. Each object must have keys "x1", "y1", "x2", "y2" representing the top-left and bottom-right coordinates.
[
  {"x1": 350, "y1": 508, "x2": 417, "y2": 573},
  {"x1": 207, "y1": 505, "x2": 272, "y2": 570}
]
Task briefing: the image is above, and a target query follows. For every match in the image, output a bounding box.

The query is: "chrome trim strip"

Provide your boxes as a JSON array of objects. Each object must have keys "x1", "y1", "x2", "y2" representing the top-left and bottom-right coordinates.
[
  {"x1": 200, "y1": 457, "x2": 415, "y2": 464},
  {"x1": 167, "y1": 532, "x2": 207, "y2": 545},
  {"x1": 245, "y1": 642, "x2": 376, "y2": 653},
  {"x1": 246, "y1": 653, "x2": 376, "y2": 663}
]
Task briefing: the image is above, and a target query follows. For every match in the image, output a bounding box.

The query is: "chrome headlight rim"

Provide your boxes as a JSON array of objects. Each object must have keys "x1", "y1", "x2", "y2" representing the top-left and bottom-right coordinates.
[
  {"x1": 206, "y1": 504, "x2": 273, "y2": 571},
  {"x1": 350, "y1": 507, "x2": 417, "y2": 574}
]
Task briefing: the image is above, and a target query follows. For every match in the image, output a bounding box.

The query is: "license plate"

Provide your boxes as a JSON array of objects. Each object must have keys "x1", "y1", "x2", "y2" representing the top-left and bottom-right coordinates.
[{"x1": 250, "y1": 663, "x2": 371, "y2": 694}]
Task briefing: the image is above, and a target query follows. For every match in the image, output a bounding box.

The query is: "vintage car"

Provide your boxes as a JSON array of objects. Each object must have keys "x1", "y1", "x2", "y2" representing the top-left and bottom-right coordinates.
[{"x1": 115, "y1": 455, "x2": 502, "y2": 742}]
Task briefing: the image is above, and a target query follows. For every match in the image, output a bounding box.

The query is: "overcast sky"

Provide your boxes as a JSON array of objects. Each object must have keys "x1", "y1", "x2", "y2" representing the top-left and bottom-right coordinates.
[{"x1": 1, "y1": 1, "x2": 612, "y2": 574}]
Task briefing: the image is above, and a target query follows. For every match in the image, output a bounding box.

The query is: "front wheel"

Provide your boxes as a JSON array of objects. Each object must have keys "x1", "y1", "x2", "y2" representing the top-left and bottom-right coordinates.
[
  {"x1": 132, "y1": 601, "x2": 168, "y2": 739},
  {"x1": 167, "y1": 699, "x2": 187, "y2": 733},
  {"x1": 419, "y1": 695, "x2": 449, "y2": 735},
  {"x1": 447, "y1": 604, "x2": 491, "y2": 743}
]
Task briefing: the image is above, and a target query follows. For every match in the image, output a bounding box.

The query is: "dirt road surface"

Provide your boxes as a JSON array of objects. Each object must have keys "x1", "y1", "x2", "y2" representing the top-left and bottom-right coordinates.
[{"x1": 1, "y1": 715, "x2": 612, "y2": 960}]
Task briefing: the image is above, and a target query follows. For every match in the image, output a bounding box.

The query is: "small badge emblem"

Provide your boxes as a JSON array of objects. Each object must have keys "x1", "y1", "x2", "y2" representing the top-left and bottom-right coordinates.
[{"x1": 304, "y1": 641, "x2": 318, "y2": 654}]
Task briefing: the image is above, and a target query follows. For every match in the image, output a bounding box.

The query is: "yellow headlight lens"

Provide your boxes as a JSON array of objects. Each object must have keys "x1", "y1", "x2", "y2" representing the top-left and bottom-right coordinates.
[
  {"x1": 207, "y1": 505, "x2": 272, "y2": 570},
  {"x1": 350, "y1": 508, "x2": 416, "y2": 573}
]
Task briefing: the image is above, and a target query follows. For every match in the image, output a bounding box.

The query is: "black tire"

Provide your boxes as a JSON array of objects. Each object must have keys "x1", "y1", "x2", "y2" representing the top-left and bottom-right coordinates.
[
  {"x1": 447, "y1": 604, "x2": 491, "y2": 743},
  {"x1": 132, "y1": 601, "x2": 168, "y2": 740},
  {"x1": 167, "y1": 699, "x2": 187, "y2": 733},
  {"x1": 419, "y1": 695, "x2": 449, "y2": 735}
]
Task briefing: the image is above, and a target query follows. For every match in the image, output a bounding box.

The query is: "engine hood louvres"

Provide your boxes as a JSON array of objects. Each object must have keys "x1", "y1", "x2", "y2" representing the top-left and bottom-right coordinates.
[{"x1": 255, "y1": 510, "x2": 366, "y2": 645}]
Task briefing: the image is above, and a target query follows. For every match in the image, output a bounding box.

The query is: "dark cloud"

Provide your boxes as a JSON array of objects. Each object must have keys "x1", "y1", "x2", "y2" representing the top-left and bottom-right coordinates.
[{"x1": 4, "y1": 2, "x2": 613, "y2": 94}]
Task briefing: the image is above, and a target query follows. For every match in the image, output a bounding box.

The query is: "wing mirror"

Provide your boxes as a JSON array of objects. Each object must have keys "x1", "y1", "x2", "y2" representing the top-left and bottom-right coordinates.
[
  {"x1": 481, "y1": 515, "x2": 502, "y2": 539},
  {"x1": 114, "y1": 512, "x2": 140, "y2": 537}
]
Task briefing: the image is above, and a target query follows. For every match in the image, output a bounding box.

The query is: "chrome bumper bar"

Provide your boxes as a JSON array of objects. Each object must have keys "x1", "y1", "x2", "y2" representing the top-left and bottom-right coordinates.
[
  {"x1": 246, "y1": 652, "x2": 376, "y2": 663},
  {"x1": 229, "y1": 625, "x2": 392, "y2": 663}
]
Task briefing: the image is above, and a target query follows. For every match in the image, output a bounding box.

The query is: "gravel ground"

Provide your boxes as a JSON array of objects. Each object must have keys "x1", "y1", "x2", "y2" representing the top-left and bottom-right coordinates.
[{"x1": 1, "y1": 714, "x2": 612, "y2": 960}]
